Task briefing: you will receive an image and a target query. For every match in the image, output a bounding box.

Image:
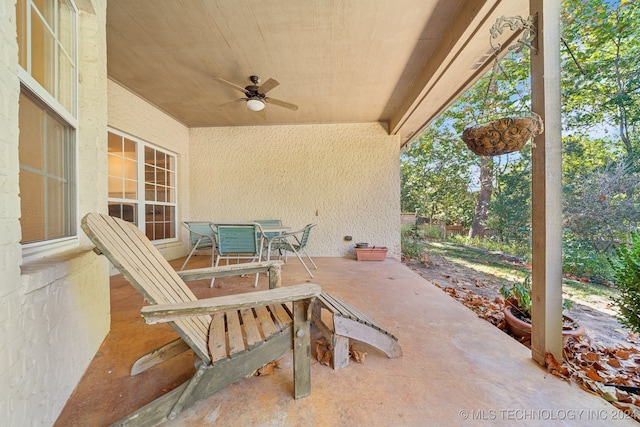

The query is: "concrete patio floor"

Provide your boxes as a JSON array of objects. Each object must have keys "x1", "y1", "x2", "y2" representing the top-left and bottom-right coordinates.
[{"x1": 55, "y1": 255, "x2": 635, "y2": 426}]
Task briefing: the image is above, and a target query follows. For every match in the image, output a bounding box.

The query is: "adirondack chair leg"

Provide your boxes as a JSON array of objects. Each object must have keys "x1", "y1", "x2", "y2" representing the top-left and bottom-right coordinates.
[
  {"x1": 268, "y1": 264, "x2": 282, "y2": 289},
  {"x1": 292, "y1": 298, "x2": 313, "y2": 399},
  {"x1": 109, "y1": 383, "x2": 187, "y2": 427},
  {"x1": 169, "y1": 363, "x2": 208, "y2": 419},
  {"x1": 210, "y1": 255, "x2": 221, "y2": 288},
  {"x1": 130, "y1": 338, "x2": 190, "y2": 376},
  {"x1": 333, "y1": 335, "x2": 350, "y2": 370}
]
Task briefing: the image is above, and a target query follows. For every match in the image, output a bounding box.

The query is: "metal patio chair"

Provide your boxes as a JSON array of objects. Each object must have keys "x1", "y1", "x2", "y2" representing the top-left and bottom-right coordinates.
[
  {"x1": 267, "y1": 223, "x2": 318, "y2": 278},
  {"x1": 254, "y1": 219, "x2": 283, "y2": 258},
  {"x1": 211, "y1": 223, "x2": 264, "y2": 287},
  {"x1": 180, "y1": 221, "x2": 216, "y2": 271}
]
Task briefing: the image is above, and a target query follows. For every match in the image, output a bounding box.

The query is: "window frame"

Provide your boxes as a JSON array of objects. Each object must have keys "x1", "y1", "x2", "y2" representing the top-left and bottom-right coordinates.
[
  {"x1": 107, "y1": 128, "x2": 179, "y2": 244},
  {"x1": 18, "y1": 0, "x2": 79, "y2": 260}
]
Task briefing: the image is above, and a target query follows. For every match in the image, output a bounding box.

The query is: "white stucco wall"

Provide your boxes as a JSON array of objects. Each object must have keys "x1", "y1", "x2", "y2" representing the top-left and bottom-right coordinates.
[
  {"x1": 107, "y1": 79, "x2": 191, "y2": 260},
  {"x1": 0, "y1": 1, "x2": 111, "y2": 425},
  {"x1": 189, "y1": 123, "x2": 401, "y2": 258}
]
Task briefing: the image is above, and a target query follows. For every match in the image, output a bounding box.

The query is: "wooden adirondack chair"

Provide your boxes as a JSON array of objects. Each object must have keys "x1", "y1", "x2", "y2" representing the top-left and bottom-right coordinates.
[{"x1": 81, "y1": 213, "x2": 320, "y2": 426}]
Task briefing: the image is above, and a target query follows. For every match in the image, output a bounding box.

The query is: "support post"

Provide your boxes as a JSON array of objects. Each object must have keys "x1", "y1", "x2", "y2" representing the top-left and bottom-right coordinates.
[{"x1": 530, "y1": 0, "x2": 563, "y2": 364}]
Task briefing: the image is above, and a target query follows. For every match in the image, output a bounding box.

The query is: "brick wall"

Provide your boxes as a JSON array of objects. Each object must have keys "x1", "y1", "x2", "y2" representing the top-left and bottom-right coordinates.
[
  {"x1": 0, "y1": 1, "x2": 111, "y2": 425},
  {"x1": 0, "y1": 0, "x2": 26, "y2": 420}
]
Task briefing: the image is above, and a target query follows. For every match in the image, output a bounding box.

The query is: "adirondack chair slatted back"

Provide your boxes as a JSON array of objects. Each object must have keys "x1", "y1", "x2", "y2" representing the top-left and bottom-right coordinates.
[{"x1": 81, "y1": 213, "x2": 212, "y2": 363}]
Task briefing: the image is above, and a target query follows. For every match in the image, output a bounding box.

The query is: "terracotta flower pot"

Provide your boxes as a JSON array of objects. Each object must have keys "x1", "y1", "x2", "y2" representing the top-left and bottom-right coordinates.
[{"x1": 503, "y1": 305, "x2": 585, "y2": 342}]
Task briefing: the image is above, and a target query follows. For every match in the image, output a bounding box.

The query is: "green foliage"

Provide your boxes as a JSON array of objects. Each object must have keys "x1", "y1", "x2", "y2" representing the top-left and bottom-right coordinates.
[
  {"x1": 500, "y1": 276, "x2": 575, "y2": 319},
  {"x1": 487, "y1": 150, "x2": 532, "y2": 246},
  {"x1": 417, "y1": 223, "x2": 444, "y2": 239},
  {"x1": 401, "y1": 0, "x2": 640, "y2": 286},
  {"x1": 401, "y1": 118, "x2": 477, "y2": 225},
  {"x1": 561, "y1": 0, "x2": 640, "y2": 154},
  {"x1": 563, "y1": 231, "x2": 616, "y2": 284},
  {"x1": 564, "y1": 158, "x2": 640, "y2": 253},
  {"x1": 500, "y1": 276, "x2": 532, "y2": 317},
  {"x1": 456, "y1": 235, "x2": 531, "y2": 261},
  {"x1": 611, "y1": 231, "x2": 640, "y2": 333},
  {"x1": 401, "y1": 225, "x2": 426, "y2": 261}
]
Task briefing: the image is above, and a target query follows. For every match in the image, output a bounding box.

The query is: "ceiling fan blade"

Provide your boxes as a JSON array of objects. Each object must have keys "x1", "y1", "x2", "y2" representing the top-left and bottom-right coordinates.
[
  {"x1": 215, "y1": 77, "x2": 248, "y2": 94},
  {"x1": 259, "y1": 78, "x2": 279, "y2": 94},
  {"x1": 265, "y1": 97, "x2": 298, "y2": 111}
]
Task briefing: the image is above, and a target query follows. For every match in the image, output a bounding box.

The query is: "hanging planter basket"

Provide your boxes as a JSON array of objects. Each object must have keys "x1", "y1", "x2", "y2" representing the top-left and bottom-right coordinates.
[
  {"x1": 462, "y1": 113, "x2": 543, "y2": 156},
  {"x1": 461, "y1": 15, "x2": 542, "y2": 157}
]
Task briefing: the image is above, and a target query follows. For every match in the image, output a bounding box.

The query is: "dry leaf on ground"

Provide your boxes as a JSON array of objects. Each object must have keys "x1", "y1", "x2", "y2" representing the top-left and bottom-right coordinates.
[
  {"x1": 316, "y1": 340, "x2": 332, "y2": 366},
  {"x1": 256, "y1": 359, "x2": 281, "y2": 376},
  {"x1": 349, "y1": 344, "x2": 367, "y2": 363}
]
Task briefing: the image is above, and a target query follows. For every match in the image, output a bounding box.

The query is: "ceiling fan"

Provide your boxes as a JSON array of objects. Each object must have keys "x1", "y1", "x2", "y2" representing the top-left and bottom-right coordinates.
[{"x1": 215, "y1": 75, "x2": 298, "y2": 112}]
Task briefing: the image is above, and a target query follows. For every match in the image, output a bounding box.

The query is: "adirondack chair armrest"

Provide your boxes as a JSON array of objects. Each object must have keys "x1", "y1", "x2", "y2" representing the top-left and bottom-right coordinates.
[
  {"x1": 176, "y1": 260, "x2": 284, "y2": 282},
  {"x1": 141, "y1": 283, "x2": 321, "y2": 324}
]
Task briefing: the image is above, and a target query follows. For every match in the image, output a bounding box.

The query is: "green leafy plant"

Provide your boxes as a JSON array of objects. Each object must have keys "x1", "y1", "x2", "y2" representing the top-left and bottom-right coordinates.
[
  {"x1": 401, "y1": 226, "x2": 426, "y2": 261},
  {"x1": 500, "y1": 276, "x2": 532, "y2": 317},
  {"x1": 500, "y1": 275, "x2": 574, "y2": 320},
  {"x1": 610, "y1": 231, "x2": 640, "y2": 333}
]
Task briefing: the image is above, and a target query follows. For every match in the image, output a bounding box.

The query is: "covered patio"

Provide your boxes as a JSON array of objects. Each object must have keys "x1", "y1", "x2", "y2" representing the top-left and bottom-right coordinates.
[
  {"x1": 55, "y1": 256, "x2": 631, "y2": 426},
  {"x1": 2, "y1": 0, "x2": 576, "y2": 424}
]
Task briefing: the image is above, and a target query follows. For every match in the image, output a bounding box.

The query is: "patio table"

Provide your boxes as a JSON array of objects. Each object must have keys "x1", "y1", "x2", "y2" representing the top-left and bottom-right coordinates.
[{"x1": 260, "y1": 225, "x2": 291, "y2": 260}]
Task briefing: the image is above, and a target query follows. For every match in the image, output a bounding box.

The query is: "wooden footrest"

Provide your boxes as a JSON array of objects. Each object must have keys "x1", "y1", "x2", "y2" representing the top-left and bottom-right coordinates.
[{"x1": 312, "y1": 292, "x2": 402, "y2": 369}]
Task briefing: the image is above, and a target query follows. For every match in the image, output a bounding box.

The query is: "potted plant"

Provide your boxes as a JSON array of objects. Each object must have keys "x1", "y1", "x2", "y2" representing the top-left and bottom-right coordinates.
[{"x1": 499, "y1": 276, "x2": 584, "y2": 341}]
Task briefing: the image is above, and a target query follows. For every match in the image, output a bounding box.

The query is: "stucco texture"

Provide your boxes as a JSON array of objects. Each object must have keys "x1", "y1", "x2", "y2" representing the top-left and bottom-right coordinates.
[{"x1": 189, "y1": 123, "x2": 401, "y2": 258}]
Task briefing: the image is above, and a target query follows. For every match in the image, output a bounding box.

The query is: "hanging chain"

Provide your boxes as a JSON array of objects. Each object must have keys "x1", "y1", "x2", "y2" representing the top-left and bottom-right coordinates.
[
  {"x1": 479, "y1": 15, "x2": 538, "y2": 120},
  {"x1": 490, "y1": 15, "x2": 538, "y2": 54}
]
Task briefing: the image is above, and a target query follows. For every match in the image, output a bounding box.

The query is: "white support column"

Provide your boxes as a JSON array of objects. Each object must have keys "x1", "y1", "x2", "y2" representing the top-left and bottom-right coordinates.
[{"x1": 530, "y1": 0, "x2": 563, "y2": 364}]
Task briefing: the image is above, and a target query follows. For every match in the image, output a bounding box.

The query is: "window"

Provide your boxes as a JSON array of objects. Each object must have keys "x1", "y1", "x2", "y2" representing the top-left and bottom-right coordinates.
[
  {"x1": 17, "y1": 0, "x2": 78, "y2": 248},
  {"x1": 17, "y1": 0, "x2": 77, "y2": 117},
  {"x1": 108, "y1": 130, "x2": 177, "y2": 242},
  {"x1": 19, "y1": 92, "x2": 75, "y2": 243}
]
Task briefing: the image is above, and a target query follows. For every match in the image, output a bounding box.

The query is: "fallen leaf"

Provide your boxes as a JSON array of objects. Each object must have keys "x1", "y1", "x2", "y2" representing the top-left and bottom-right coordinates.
[
  {"x1": 316, "y1": 342, "x2": 332, "y2": 366},
  {"x1": 583, "y1": 352, "x2": 600, "y2": 363},
  {"x1": 616, "y1": 389, "x2": 633, "y2": 403},
  {"x1": 608, "y1": 358, "x2": 622, "y2": 368},
  {"x1": 545, "y1": 352, "x2": 570, "y2": 378},
  {"x1": 584, "y1": 367, "x2": 606, "y2": 382},
  {"x1": 256, "y1": 359, "x2": 280, "y2": 376},
  {"x1": 616, "y1": 349, "x2": 631, "y2": 360},
  {"x1": 349, "y1": 344, "x2": 367, "y2": 363}
]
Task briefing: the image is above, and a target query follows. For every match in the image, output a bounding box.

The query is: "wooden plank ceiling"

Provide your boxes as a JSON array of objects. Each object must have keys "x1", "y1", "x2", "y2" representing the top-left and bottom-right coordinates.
[{"x1": 107, "y1": 0, "x2": 528, "y2": 145}]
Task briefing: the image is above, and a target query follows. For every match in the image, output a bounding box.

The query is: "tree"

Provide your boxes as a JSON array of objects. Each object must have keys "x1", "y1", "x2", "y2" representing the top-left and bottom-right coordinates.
[
  {"x1": 564, "y1": 159, "x2": 640, "y2": 252},
  {"x1": 401, "y1": 48, "x2": 531, "y2": 230},
  {"x1": 561, "y1": 0, "x2": 640, "y2": 254},
  {"x1": 561, "y1": 0, "x2": 640, "y2": 155},
  {"x1": 469, "y1": 156, "x2": 493, "y2": 237},
  {"x1": 401, "y1": 118, "x2": 476, "y2": 225},
  {"x1": 487, "y1": 151, "x2": 532, "y2": 245}
]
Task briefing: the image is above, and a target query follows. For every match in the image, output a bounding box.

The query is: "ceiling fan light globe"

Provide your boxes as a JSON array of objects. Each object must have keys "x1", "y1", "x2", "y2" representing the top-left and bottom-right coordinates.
[{"x1": 246, "y1": 98, "x2": 265, "y2": 112}]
